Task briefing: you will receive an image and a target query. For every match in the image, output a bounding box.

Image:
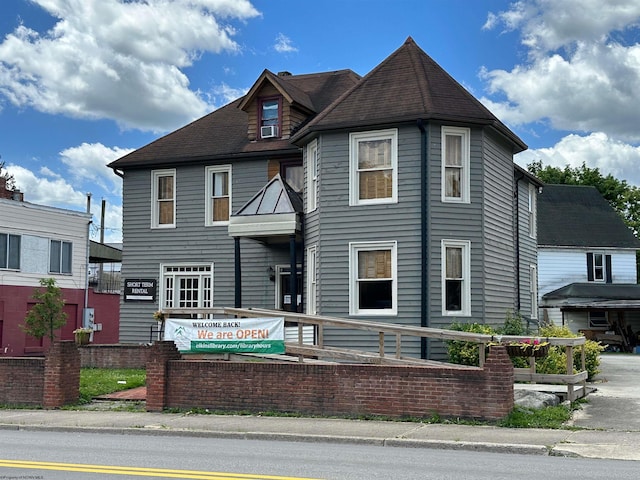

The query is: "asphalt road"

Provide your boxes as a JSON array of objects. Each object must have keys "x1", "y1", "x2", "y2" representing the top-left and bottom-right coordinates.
[{"x1": 2, "y1": 430, "x2": 640, "y2": 480}]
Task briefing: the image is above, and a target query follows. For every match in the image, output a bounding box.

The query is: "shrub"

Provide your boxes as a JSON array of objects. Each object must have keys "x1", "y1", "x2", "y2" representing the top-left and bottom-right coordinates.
[
  {"x1": 499, "y1": 310, "x2": 526, "y2": 336},
  {"x1": 446, "y1": 322, "x2": 495, "y2": 366},
  {"x1": 536, "y1": 324, "x2": 604, "y2": 381}
]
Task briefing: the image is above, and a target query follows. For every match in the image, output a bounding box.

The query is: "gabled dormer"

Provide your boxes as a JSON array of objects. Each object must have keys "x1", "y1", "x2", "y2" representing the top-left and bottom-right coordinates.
[{"x1": 239, "y1": 69, "x2": 316, "y2": 141}]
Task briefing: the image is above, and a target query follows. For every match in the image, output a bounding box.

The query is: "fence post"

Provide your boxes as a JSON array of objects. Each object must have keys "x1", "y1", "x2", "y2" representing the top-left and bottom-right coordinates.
[
  {"x1": 146, "y1": 341, "x2": 181, "y2": 412},
  {"x1": 43, "y1": 341, "x2": 80, "y2": 408}
]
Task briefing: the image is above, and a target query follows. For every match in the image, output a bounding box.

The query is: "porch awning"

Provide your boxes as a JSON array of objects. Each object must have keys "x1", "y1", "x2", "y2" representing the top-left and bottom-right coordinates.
[
  {"x1": 541, "y1": 283, "x2": 640, "y2": 310},
  {"x1": 228, "y1": 174, "x2": 303, "y2": 239}
]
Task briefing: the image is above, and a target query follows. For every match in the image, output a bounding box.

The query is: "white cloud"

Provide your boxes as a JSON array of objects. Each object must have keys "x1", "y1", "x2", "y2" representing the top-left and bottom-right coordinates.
[
  {"x1": 481, "y1": 0, "x2": 640, "y2": 143},
  {"x1": 59, "y1": 142, "x2": 131, "y2": 196},
  {"x1": 5, "y1": 142, "x2": 130, "y2": 242},
  {"x1": 485, "y1": 0, "x2": 640, "y2": 53},
  {"x1": 274, "y1": 33, "x2": 297, "y2": 53},
  {"x1": 209, "y1": 82, "x2": 249, "y2": 107},
  {"x1": 0, "y1": 0, "x2": 260, "y2": 132},
  {"x1": 7, "y1": 164, "x2": 87, "y2": 207},
  {"x1": 516, "y1": 132, "x2": 640, "y2": 186}
]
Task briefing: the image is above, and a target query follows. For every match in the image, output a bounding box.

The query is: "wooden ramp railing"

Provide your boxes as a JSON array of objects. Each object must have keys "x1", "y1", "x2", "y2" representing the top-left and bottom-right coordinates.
[{"x1": 161, "y1": 307, "x2": 588, "y2": 401}]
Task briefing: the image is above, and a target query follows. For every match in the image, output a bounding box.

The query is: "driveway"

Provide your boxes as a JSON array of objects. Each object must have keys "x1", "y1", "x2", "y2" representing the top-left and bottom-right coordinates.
[{"x1": 569, "y1": 353, "x2": 640, "y2": 431}]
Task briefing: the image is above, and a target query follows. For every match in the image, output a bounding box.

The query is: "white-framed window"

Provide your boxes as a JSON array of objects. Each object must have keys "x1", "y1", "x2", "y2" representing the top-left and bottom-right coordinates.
[
  {"x1": 0, "y1": 233, "x2": 20, "y2": 270},
  {"x1": 528, "y1": 184, "x2": 537, "y2": 238},
  {"x1": 349, "y1": 241, "x2": 397, "y2": 315},
  {"x1": 441, "y1": 126, "x2": 470, "y2": 203},
  {"x1": 161, "y1": 264, "x2": 213, "y2": 309},
  {"x1": 587, "y1": 252, "x2": 610, "y2": 282},
  {"x1": 306, "y1": 245, "x2": 317, "y2": 315},
  {"x1": 441, "y1": 239, "x2": 471, "y2": 316},
  {"x1": 50, "y1": 239, "x2": 72, "y2": 274},
  {"x1": 152, "y1": 169, "x2": 176, "y2": 228},
  {"x1": 349, "y1": 129, "x2": 398, "y2": 206},
  {"x1": 306, "y1": 140, "x2": 318, "y2": 213},
  {"x1": 530, "y1": 264, "x2": 538, "y2": 319},
  {"x1": 205, "y1": 165, "x2": 231, "y2": 225}
]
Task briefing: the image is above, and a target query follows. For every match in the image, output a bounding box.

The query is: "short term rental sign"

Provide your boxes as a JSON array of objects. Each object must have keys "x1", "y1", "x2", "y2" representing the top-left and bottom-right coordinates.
[{"x1": 165, "y1": 317, "x2": 285, "y2": 354}]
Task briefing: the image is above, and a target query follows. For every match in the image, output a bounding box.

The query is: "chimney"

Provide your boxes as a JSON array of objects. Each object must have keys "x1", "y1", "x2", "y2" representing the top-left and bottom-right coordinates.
[{"x1": 0, "y1": 176, "x2": 24, "y2": 202}]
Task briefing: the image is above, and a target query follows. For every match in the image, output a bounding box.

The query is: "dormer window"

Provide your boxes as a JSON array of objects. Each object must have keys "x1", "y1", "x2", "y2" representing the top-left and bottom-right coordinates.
[{"x1": 259, "y1": 97, "x2": 281, "y2": 139}]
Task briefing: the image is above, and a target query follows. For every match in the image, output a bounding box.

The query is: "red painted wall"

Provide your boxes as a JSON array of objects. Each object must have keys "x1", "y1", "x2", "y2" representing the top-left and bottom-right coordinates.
[{"x1": 0, "y1": 285, "x2": 119, "y2": 356}]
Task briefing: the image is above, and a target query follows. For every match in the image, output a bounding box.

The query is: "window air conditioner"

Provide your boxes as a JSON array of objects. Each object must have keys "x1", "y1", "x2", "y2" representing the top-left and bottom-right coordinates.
[{"x1": 261, "y1": 125, "x2": 278, "y2": 138}]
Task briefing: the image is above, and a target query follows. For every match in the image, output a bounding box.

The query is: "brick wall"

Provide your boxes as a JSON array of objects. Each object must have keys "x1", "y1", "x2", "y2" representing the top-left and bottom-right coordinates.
[
  {"x1": 149, "y1": 344, "x2": 514, "y2": 421},
  {"x1": 0, "y1": 341, "x2": 80, "y2": 408},
  {"x1": 0, "y1": 357, "x2": 44, "y2": 406},
  {"x1": 43, "y1": 341, "x2": 80, "y2": 408},
  {"x1": 80, "y1": 344, "x2": 152, "y2": 369}
]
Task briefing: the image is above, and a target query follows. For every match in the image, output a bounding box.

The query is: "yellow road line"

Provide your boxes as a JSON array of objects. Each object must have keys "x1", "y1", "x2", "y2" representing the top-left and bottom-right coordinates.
[{"x1": 0, "y1": 459, "x2": 323, "y2": 480}]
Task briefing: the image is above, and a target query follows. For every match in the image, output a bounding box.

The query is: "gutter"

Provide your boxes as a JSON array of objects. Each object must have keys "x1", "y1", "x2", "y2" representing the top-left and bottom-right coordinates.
[{"x1": 417, "y1": 119, "x2": 429, "y2": 359}]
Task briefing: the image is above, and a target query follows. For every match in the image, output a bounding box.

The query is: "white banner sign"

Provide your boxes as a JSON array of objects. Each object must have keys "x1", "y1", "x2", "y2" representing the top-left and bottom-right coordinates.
[{"x1": 165, "y1": 317, "x2": 285, "y2": 354}]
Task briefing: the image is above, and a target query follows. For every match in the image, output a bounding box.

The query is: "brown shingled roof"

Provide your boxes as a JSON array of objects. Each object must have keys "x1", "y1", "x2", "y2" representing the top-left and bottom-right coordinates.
[
  {"x1": 292, "y1": 37, "x2": 526, "y2": 152},
  {"x1": 109, "y1": 69, "x2": 360, "y2": 169}
]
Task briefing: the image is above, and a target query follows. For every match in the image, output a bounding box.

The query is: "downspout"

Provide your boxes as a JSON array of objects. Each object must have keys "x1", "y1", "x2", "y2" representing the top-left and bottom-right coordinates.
[
  {"x1": 234, "y1": 237, "x2": 241, "y2": 308},
  {"x1": 417, "y1": 119, "x2": 429, "y2": 359},
  {"x1": 514, "y1": 170, "x2": 524, "y2": 314}
]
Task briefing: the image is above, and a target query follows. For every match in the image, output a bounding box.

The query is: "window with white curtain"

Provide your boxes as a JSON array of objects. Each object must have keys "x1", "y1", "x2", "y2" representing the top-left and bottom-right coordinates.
[
  {"x1": 442, "y1": 239, "x2": 471, "y2": 315},
  {"x1": 442, "y1": 126, "x2": 470, "y2": 203}
]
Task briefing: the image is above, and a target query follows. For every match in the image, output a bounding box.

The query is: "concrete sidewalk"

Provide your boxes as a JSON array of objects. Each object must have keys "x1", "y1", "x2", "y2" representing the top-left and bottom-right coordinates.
[
  {"x1": 1, "y1": 355, "x2": 639, "y2": 461},
  {"x1": 0, "y1": 405, "x2": 639, "y2": 461}
]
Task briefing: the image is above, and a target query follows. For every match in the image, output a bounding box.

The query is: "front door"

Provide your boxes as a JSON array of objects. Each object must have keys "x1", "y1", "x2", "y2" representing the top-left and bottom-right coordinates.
[{"x1": 276, "y1": 265, "x2": 302, "y2": 312}]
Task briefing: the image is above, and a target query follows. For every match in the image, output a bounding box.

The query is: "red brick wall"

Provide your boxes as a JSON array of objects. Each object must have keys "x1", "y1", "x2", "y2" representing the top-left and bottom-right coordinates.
[
  {"x1": 150, "y1": 345, "x2": 514, "y2": 421},
  {"x1": 0, "y1": 357, "x2": 44, "y2": 406},
  {"x1": 0, "y1": 341, "x2": 80, "y2": 407},
  {"x1": 80, "y1": 344, "x2": 152, "y2": 369},
  {"x1": 43, "y1": 341, "x2": 80, "y2": 408}
]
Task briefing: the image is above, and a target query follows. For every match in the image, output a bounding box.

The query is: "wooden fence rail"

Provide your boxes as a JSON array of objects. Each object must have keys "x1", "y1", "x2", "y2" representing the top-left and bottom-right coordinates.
[{"x1": 161, "y1": 307, "x2": 588, "y2": 401}]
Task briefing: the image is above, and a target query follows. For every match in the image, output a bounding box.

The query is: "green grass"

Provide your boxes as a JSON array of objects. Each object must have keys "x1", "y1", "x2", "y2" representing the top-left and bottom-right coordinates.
[
  {"x1": 497, "y1": 403, "x2": 579, "y2": 429},
  {"x1": 78, "y1": 368, "x2": 146, "y2": 404}
]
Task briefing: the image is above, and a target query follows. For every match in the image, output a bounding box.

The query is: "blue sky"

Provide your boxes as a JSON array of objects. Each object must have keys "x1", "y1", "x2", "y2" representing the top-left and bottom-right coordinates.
[{"x1": 2, "y1": 0, "x2": 640, "y2": 243}]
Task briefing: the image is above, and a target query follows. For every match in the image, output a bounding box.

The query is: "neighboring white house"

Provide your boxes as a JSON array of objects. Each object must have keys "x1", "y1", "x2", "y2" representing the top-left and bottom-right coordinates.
[
  {"x1": 0, "y1": 194, "x2": 92, "y2": 355},
  {"x1": 538, "y1": 184, "x2": 640, "y2": 350}
]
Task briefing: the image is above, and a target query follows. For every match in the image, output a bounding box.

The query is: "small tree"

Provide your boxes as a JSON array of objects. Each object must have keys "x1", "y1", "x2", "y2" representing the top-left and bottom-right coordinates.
[{"x1": 23, "y1": 278, "x2": 68, "y2": 341}]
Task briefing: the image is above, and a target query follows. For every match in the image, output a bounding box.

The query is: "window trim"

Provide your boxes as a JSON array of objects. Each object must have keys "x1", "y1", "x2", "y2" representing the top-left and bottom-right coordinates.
[
  {"x1": 49, "y1": 239, "x2": 72, "y2": 274},
  {"x1": 441, "y1": 126, "x2": 470, "y2": 203},
  {"x1": 0, "y1": 233, "x2": 20, "y2": 270},
  {"x1": 306, "y1": 140, "x2": 318, "y2": 213},
  {"x1": 205, "y1": 165, "x2": 232, "y2": 226},
  {"x1": 160, "y1": 263, "x2": 214, "y2": 310},
  {"x1": 349, "y1": 129, "x2": 398, "y2": 206},
  {"x1": 441, "y1": 239, "x2": 471, "y2": 316},
  {"x1": 530, "y1": 264, "x2": 538, "y2": 319},
  {"x1": 151, "y1": 169, "x2": 176, "y2": 229},
  {"x1": 349, "y1": 241, "x2": 397, "y2": 316},
  {"x1": 306, "y1": 245, "x2": 317, "y2": 315},
  {"x1": 258, "y1": 96, "x2": 282, "y2": 139},
  {"x1": 528, "y1": 184, "x2": 537, "y2": 238}
]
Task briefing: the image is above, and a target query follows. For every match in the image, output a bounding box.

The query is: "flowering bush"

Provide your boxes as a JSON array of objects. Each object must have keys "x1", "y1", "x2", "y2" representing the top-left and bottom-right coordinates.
[
  {"x1": 73, "y1": 327, "x2": 93, "y2": 334},
  {"x1": 507, "y1": 338, "x2": 550, "y2": 351}
]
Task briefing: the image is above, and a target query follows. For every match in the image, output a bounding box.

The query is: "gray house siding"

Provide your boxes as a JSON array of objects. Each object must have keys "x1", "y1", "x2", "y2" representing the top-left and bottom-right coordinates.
[
  {"x1": 482, "y1": 131, "x2": 516, "y2": 327},
  {"x1": 515, "y1": 173, "x2": 538, "y2": 328},
  {"x1": 119, "y1": 160, "x2": 289, "y2": 343},
  {"x1": 313, "y1": 126, "x2": 423, "y2": 356},
  {"x1": 426, "y1": 123, "x2": 486, "y2": 358}
]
